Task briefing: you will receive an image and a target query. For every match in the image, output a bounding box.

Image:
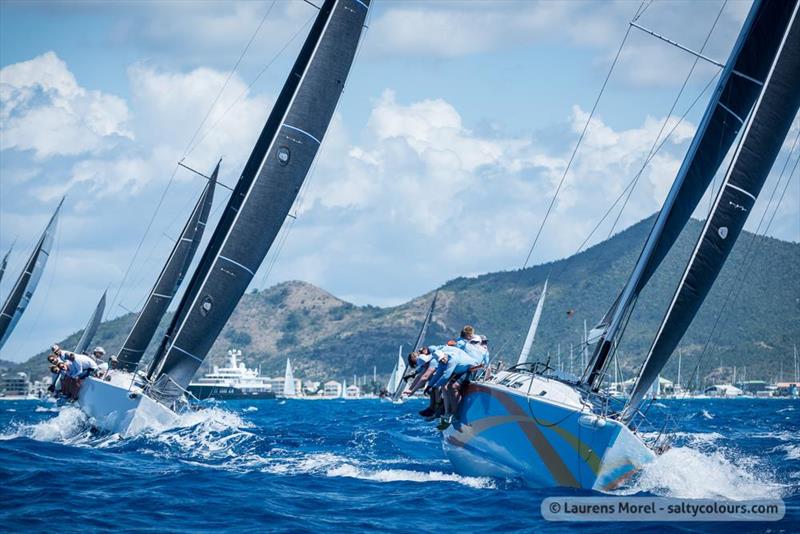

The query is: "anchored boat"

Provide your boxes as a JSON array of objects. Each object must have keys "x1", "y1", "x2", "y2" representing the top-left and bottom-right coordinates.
[
  {"x1": 76, "y1": 0, "x2": 370, "y2": 435},
  {"x1": 443, "y1": 0, "x2": 800, "y2": 490}
]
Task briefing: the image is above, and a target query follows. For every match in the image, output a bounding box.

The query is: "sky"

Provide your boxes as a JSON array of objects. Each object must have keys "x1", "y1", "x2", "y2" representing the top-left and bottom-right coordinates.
[{"x1": 0, "y1": 0, "x2": 798, "y2": 361}]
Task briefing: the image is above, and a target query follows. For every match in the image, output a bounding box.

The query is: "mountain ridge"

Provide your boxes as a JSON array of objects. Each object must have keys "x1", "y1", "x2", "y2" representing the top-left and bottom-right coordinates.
[{"x1": 5, "y1": 215, "x2": 798, "y2": 388}]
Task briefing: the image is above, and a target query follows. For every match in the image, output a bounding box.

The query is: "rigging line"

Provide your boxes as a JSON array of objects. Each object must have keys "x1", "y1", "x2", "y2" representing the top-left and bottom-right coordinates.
[
  {"x1": 522, "y1": 20, "x2": 636, "y2": 269},
  {"x1": 180, "y1": 0, "x2": 277, "y2": 160},
  {"x1": 184, "y1": 13, "x2": 317, "y2": 160},
  {"x1": 629, "y1": 21, "x2": 725, "y2": 69},
  {"x1": 561, "y1": 70, "x2": 721, "y2": 267},
  {"x1": 685, "y1": 134, "x2": 800, "y2": 392},
  {"x1": 607, "y1": 0, "x2": 727, "y2": 240}
]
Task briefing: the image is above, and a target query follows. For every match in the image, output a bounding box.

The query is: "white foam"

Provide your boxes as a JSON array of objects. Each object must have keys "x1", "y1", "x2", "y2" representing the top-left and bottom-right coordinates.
[
  {"x1": 628, "y1": 446, "x2": 784, "y2": 500},
  {"x1": 701, "y1": 409, "x2": 714, "y2": 420},
  {"x1": 2, "y1": 406, "x2": 91, "y2": 443},
  {"x1": 326, "y1": 464, "x2": 496, "y2": 489},
  {"x1": 243, "y1": 406, "x2": 258, "y2": 413},
  {"x1": 34, "y1": 406, "x2": 59, "y2": 413}
]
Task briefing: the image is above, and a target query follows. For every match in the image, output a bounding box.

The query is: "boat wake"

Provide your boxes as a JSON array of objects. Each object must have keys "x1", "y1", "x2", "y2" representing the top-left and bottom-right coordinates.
[{"x1": 623, "y1": 445, "x2": 785, "y2": 500}]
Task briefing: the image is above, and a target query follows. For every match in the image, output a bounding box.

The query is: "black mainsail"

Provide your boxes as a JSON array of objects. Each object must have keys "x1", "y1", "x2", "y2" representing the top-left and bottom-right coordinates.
[
  {"x1": 392, "y1": 291, "x2": 438, "y2": 400},
  {"x1": 74, "y1": 290, "x2": 107, "y2": 355},
  {"x1": 117, "y1": 165, "x2": 217, "y2": 372},
  {"x1": 0, "y1": 198, "x2": 63, "y2": 350},
  {"x1": 624, "y1": 4, "x2": 800, "y2": 419},
  {"x1": 584, "y1": 0, "x2": 799, "y2": 390},
  {"x1": 147, "y1": 0, "x2": 370, "y2": 398}
]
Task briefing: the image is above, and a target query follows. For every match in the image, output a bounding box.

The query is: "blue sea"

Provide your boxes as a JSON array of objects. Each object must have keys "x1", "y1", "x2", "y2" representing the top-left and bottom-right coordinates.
[{"x1": 0, "y1": 398, "x2": 797, "y2": 532}]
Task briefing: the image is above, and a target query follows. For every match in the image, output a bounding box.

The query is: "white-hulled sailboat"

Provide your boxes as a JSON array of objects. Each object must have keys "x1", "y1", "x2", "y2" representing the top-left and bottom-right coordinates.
[
  {"x1": 76, "y1": 0, "x2": 371, "y2": 435},
  {"x1": 443, "y1": 0, "x2": 800, "y2": 490}
]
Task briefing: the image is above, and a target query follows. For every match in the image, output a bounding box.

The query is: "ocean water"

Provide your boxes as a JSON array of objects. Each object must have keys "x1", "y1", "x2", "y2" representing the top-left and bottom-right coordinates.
[{"x1": 0, "y1": 397, "x2": 797, "y2": 532}]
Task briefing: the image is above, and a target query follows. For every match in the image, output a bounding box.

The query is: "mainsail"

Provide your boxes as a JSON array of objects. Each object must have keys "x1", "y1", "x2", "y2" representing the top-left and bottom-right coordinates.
[
  {"x1": 0, "y1": 198, "x2": 63, "y2": 350},
  {"x1": 624, "y1": 4, "x2": 800, "y2": 419},
  {"x1": 392, "y1": 291, "x2": 438, "y2": 400},
  {"x1": 283, "y1": 358, "x2": 296, "y2": 396},
  {"x1": 585, "y1": 0, "x2": 799, "y2": 389},
  {"x1": 74, "y1": 290, "x2": 107, "y2": 354},
  {"x1": 117, "y1": 165, "x2": 217, "y2": 372},
  {"x1": 147, "y1": 0, "x2": 370, "y2": 399},
  {"x1": 516, "y1": 279, "x2": 548, "y2": 365}
]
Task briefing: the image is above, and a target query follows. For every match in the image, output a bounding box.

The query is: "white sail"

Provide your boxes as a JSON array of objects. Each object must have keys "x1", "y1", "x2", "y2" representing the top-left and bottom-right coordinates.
[
  {"x1": 396, "y1": 344, "x2": 406, "y2": 385},
  {"x1": 283, "y1": 358, "x2": 296, "y2": 397},
  {"x1": 516, "y1": 279, "x2": 548, "y2": 365}
]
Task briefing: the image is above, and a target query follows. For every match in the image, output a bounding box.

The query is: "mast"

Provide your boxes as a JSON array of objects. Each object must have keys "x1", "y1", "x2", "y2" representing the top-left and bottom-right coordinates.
[
  {"x1": 74, "y1": 290, "x2": 107, "y2": 354},
  {"x1": 147, "y1": 0, "x2": 370, "y2": 399},
  {"x1": 585, "y1": 0, "x2": 796, "y2": 390},
  {"x1": 623, "y1": 3, "x2": 800, "y2": 419},
  {"x1": 0, "y1": 197, "x2": 63, "y2": 350},
  {"x1": 117, "y1": 165, "x2": 217, "y2": 372},
  {"x1": 516, "y1": 279, "x2": 548, "y2": 365}
]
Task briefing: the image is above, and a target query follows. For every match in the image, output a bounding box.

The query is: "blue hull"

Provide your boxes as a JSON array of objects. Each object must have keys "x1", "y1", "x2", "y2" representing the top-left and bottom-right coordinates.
[{"x1": 442, "y1": 379, "x2": 656, "y2": 491}]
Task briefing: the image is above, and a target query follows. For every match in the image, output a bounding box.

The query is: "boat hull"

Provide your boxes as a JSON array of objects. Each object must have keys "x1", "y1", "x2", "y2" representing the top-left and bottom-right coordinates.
[
  {"x1": 442, "y1": 380, "x2": 655, "y2": 491},
  {"x1": 77, "y1": 372, "x2": 178, "y2": 436}
]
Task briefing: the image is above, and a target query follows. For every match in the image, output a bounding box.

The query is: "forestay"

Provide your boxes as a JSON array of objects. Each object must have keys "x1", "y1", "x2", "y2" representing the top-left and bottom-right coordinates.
[
  {"x1": 148, "y1": 0, "x2": 370, "y2": 399},
  {"x1": 116, "y1": 165, "x2": 217, "y2": 372},
  {"x1": 624, "y1": 3, "x2": 800, "y2": 419},
  {"x1": 0, "y1": 198, "x2": 63, "y2": 350},
  {"x1": 585, "y1": 0, "x2": 798, "y2": 389}
]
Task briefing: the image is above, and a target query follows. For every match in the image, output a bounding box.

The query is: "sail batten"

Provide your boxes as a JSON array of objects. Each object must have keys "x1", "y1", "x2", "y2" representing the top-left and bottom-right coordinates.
[
  {"x1": 75, "y1": 290, "x2": 107, "y2": 355},
  {"x1": 517, "y1": 279, "x2": 548, "y2": 366},
  {"x1": 585, "y1": 0, "x2": 799, "y2": 389},
  {"x1": 116, "y1": 165, "x2": 217, "y2": 372},
  {"x1": 148, "y1": 0, "x2": 370, "y2": 398},
  {"x1": 0, "y1": 198, "x2": 63, "y2": 350},
  {"x1": 624, "y1": 2, "x2": 800, "y2": 419}
]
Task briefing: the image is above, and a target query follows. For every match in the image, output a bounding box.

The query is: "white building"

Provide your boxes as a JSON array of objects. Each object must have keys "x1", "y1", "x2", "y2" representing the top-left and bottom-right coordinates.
[{"x1": 323, "y1": 380, "x2": 342, "y2": 398}]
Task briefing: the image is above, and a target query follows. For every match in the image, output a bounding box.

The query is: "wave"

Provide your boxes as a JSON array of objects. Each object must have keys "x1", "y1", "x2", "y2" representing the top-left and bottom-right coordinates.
[{"x1": 626, "y1": 446, "x2": 785, "y2": 500}]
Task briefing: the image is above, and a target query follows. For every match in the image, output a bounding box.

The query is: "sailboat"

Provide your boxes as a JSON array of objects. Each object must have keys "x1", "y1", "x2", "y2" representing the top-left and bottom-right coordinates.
[
  {"x1": 74, "y1": 290, "x2": 107, "y2": 354},
  {"x1": 76, "y1": 0, "x2": 370, "y2": 435},
  {"x1": 391, "y1": 291, "x2": 438, "y2": 401},
  {"x1": 442, "y1": 0, "x2": 799, "y2": 490},
  {"x1": 282, "y1": 358, "x2": 297, "y2": 398},
  {"x1": 0, "y1": 198, "x2": 63, "y2": 351},
  {"x1": 385, "y1": 344, "x2": 404, "y2": 400}
]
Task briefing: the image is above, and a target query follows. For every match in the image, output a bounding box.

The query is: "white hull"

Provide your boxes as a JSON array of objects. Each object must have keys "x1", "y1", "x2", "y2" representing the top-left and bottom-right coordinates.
[{"x1": 77, "y1": 372, "x2": 178, "y2": 436}]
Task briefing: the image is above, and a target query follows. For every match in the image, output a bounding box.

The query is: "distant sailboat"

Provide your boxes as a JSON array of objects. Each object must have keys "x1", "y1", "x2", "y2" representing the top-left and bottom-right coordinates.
[
  {"x1": 74, "y1": 290, "x2": 107, "y2": 355},
  {"x1": 443, "y1": 0, "x2": 800, "y2": 490},
  {"x1": 0, "y1": 198, "x2": 63, "y2": 350},
  {"x1": 391, "y1": 291, "x2": 438, "y2": 400},
  {"x1": 283, "y1": 358, "x2": 297, "y2": 397},
  {"x1": 76, "y1": 0, "x2": 370, "y2": 435},
  {"x1": 516, "y1": 279, "x2": 548, "y2": 366},
  {"x1": 386, "y1": 344, "x2": 404, "y2": 397}
]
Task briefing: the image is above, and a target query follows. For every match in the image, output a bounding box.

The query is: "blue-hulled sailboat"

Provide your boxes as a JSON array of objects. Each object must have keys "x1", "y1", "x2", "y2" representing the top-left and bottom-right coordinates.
[{"x1": 443, "y1": 0, "x2": 800, "y2": 490}]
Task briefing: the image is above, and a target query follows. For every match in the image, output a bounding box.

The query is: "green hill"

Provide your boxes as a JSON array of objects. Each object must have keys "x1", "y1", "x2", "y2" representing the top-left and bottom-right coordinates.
[{"x1": 10, "y1": 215, "x2": 799, "y2": 389}]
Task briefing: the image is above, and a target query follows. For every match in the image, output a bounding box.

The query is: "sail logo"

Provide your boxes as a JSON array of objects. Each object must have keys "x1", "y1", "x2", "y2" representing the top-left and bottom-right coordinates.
[
  {"x1": 718, "y1": 227, "x2": 728, "y2": 239},
  {"x1": 728, "y1": 201, "x2": 748, "y2": 212}
]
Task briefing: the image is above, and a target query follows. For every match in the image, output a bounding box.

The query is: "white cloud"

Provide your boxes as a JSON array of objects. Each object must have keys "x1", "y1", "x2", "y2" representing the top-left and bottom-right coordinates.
[{"x1": 0, "y1": 52, "x2": 132, "y2": 159}]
